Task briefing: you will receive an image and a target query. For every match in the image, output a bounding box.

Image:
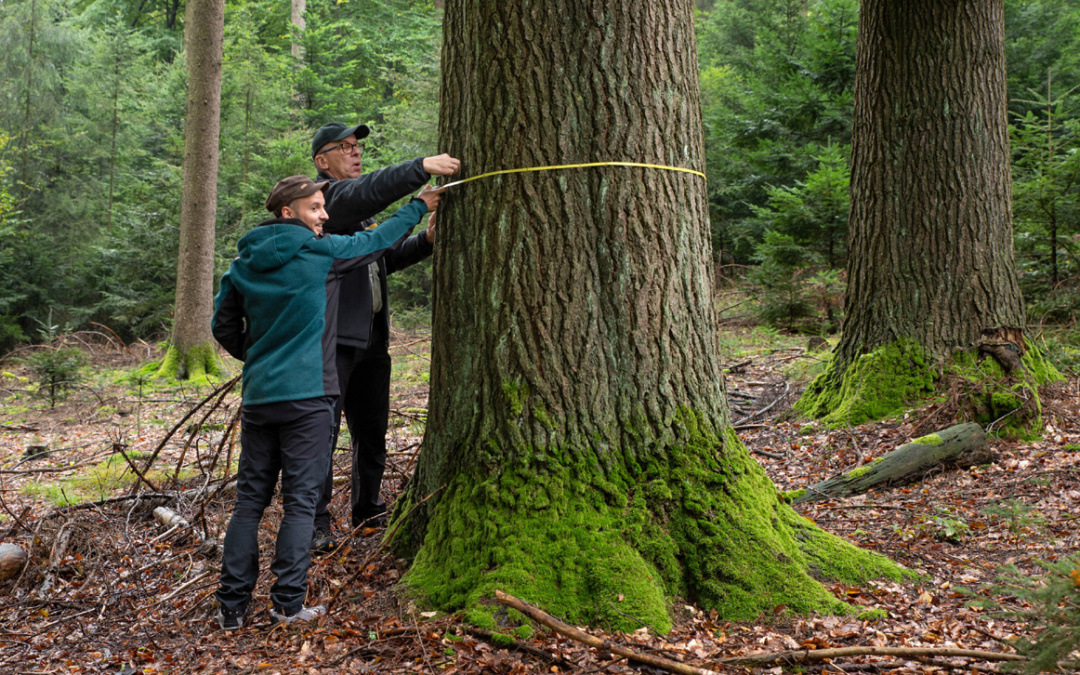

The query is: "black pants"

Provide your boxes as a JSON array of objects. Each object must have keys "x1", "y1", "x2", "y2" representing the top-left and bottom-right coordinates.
[
  {"x1": 313, "y1": 343, "x2": 391, "y2": 530},
  {"x1": 216, "y1": 397, "x2": 335, "y2": 615}
]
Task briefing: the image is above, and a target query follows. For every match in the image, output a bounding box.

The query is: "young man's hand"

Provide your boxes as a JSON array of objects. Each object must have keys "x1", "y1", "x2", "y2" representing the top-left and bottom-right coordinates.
[
  {"x1": 416, "y1": 185, "x2": 446, "y2": 212},
  {"x1": 423, "y1": 154, "x2": 461, "y2": 176},
  {"x1": 425, "y1": 212, "x2": 436, "y2": 244}
]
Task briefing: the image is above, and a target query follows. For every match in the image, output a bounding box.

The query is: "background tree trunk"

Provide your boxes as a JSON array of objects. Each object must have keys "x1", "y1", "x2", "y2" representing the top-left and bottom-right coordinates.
[
  {"x1": 395, "y1": 0, "x2": 900, "y2": 630},
  {"x1": 290, "y1": 0, "x2": 305, "y2": 61},
  {"x1": 158, "y1": 0, "x2": 224, "y2": 381},
  {"x1": 797, "y1": 0, "x2": 1045, "y2": 427}
]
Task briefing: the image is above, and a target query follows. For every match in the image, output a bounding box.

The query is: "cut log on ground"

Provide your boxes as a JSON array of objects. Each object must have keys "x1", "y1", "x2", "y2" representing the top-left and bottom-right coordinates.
[
  {"x1": 0, "y1": 543, "x2": 27, "y2": 582},
  {"x1": 793, "y1": 422, "x2": 992, "y2": 504}
]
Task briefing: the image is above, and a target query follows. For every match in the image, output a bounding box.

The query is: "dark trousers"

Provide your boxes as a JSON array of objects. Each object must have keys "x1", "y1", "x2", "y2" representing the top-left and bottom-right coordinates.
[
  {"x1": 216, "y1": 397, "x2": 335, "y2": 615},
  {"x1": 313, "y1": 344, "x2": 391, "y2": 531}
]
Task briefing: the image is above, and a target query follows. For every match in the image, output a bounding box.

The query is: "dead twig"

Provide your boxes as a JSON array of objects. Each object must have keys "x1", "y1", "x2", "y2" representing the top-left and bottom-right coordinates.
[
  {"x1": 494, "y1": 590, "x2": 721, "y2": 675},
  {"x1": 326, "y1": 485, "x2": 444, "y2": 612},
  {"x1": 732, "y1": 381, "x2": 790, "y2": 427},
  {"x1": 131, "y1": 375, "x2": 240, "y2": 494},
  {"x1": 713, "y1": 645, "x2": 1026, "y2": 667},
  {"x1": 116, "y1": 442, "x2": 161, "y2": 493}
]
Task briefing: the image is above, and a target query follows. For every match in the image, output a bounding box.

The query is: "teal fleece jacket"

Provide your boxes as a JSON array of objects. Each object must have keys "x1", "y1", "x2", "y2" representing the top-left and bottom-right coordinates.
[{"x1": 211, "y1": 198, "x2": 427, "y2": 405}]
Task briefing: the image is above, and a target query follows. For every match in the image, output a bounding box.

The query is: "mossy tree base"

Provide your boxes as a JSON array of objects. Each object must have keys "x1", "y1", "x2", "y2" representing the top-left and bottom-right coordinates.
[
  {"x1": 795, "y1": 338, "x2": 1063, "y2": 438},
  {"x1": 153, "y1": 343, "x2": 223, "y2": 382},
  {"x1": 396, "y1": 416, "x2": 907, "y2": 632}
]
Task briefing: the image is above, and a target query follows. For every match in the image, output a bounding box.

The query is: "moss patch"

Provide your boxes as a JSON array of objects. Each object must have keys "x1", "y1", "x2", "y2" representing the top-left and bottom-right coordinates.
[
  {"x1": 398, "y1": 413, "x2": 905, "y2": 632},
  {"x1": 912, "y1": 433, "x2": 943, "y2": 446},
  {"x1": 949, "y1": 341, "x2": 1060, "y2": 440},
  {"x1": 153, "y1": 343, "x2": 224, "y2": 382},
  {"x1": 857, "y1": 608, "x2": 888, "y2": 621},
  {"x1": 794, "y1": 338, "x2": 934, "y2": 427}
]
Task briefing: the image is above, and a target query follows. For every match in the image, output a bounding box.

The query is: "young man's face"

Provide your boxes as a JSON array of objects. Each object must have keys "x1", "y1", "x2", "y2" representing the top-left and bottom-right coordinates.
[
  {"x1": 282, "y1": 191, "x2": 329, "y2": 235},
  {"x1": 314, "y1": 134, "x2": 363, "y2": 180}
]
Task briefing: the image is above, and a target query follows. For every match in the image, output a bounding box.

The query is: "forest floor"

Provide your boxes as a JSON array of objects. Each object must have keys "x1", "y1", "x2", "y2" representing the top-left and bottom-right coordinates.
[{"x1": 0, "y1": 327, "x2": 1077, "y2": 674}]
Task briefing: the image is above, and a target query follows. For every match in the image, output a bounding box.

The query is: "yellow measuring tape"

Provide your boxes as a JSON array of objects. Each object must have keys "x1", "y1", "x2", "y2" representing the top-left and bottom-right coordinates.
[{"x1": 439, "y1": 161, "x2": 706, "y2": 189}]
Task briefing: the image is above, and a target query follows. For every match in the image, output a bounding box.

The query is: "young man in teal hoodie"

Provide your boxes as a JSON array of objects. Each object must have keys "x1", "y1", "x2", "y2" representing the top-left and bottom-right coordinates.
[{"x1": 211, "y1": 176, "x2": 442, "y2": 629}]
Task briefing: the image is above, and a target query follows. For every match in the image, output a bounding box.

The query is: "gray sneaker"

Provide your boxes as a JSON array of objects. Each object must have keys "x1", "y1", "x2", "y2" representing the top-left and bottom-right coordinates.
[{"x1": 270, "y1": 604, "x2": 326, "y2": 625}]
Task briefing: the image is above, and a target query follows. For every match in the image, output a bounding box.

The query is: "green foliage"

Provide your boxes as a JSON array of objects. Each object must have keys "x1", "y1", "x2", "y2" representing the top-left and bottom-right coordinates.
[
  {"x1": 981, "y1": 500, "x2": 1047, "y2": 536},
  {"x1": 24, "y1": 347, "x2": 87, "y2": 407},
  {"x1": 698, "y1": 0, "x2": 857, "y2": 264},
  {"x1": 984, "y1": 555, "x2": 1080, "y2": 674}
]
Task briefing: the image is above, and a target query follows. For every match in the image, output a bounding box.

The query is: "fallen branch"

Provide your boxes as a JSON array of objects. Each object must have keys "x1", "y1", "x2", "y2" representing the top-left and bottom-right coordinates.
[
  {"x1": 793, "y1": 422, "x2": 993, "y2": 504},
  {"x1": 714, "y1": 645, "x2": 1026, "y2": 667},
  {"x1": 494, "y1": 590, "x2": 720, "y2": 675},
  {"x1": 732, "y1": 381, "x2": 790, "y2": 427},
  {"x1": 131, "y1": 375, "x2": 240, "y2": 495}
]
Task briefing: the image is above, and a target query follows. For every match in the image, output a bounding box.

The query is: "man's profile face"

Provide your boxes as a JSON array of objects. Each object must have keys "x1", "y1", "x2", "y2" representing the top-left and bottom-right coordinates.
[
  {"x1": 283, "y1": 191, "x2": 329, "y2": 235},
  {"x1": 315, "y1": 134, "x2": 363, "y2": 180}
]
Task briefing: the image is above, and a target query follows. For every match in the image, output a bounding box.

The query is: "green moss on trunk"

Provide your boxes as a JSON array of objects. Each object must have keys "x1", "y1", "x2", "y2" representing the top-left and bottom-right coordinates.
[
  {"x1": 795, "y1": 338, "x2": 934, "y2": 426},
  {"x1": 397, "y1": 414, "x2": 905, "y2": 631},
  {"x1": 949, "y1": 342, "x2": 1062, "y2": 440},
  {"x1": 154, "y1": 343, "x2": 223, "y2": 382},
  {"x1": 796, "y1": 339, "x2": 1063, "y2": 438}
]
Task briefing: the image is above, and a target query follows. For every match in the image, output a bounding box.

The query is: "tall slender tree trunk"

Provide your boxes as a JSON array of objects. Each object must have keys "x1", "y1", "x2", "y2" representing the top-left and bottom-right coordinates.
[
  {"x1": 157, "y1": 0, "x2": 224, "y2": 381},
  {"x1": 291, "y1": 0, "x2": 306, "y2": 61},
  {"x1": 797, "y1": 0, "x2": 1059, "y2": 429},
  {"x1": 19, "y1": 0, "x2": 37, "y2": 205},
  {"x1": 107, "y1": 37, "x2": 121, "y2": 234},
  {"x1": 394, "y1": 0, "x2": 899, "y2": 630}
]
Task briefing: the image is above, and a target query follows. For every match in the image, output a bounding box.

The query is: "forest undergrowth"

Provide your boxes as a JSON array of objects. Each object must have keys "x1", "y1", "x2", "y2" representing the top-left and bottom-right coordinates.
[{"x1": 0, "y1": 327, "x2": 1077, "y2": 674}]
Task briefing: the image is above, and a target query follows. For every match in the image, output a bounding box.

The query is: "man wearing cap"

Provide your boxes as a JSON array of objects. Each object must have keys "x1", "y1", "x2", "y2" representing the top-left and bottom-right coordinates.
[
  {"x1": 211, "y1": 175, "x2": 444, "y2": 630},
  {"x1": 309, "y1": 122, "x2": 460, "y2": 549}
]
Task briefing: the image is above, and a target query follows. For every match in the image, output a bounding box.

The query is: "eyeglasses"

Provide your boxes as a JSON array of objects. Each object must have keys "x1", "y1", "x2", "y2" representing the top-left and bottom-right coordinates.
[{"x1": 319, "y1": 141, "x2": 362, "y2": 156}]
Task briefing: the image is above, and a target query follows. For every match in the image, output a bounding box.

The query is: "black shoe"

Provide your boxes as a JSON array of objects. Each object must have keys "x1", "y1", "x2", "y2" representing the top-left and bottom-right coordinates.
[
  {"x1": 311, "y1": 528, "x2": 336, "y2": 554},
  {"x1": 351, "y1": 512, "x2": 387, "y2": 529},
  {"x1": 217, "y1": 605, "x2": 246, "y2": 630}
]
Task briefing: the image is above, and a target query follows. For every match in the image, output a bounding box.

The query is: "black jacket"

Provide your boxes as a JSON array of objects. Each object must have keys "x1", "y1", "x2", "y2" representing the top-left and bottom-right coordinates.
[{"x1": 317, "y1": 157, "x2": 433, "y2": 350}]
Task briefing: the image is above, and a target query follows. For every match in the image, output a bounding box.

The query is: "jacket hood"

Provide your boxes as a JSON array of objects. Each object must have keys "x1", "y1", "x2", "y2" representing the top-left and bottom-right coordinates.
[{"x1": 237, "y1": 219, "x2": 316, "y2": 272}]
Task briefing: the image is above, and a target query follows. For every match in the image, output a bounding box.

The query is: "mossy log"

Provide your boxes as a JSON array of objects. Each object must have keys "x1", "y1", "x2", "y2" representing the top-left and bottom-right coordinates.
[
  {"x1": 793, "y1": 423, "x2": 992, "y2": 504},
  {"x1": 0, "y1": 543, "x2": 28, "y2": 582}
]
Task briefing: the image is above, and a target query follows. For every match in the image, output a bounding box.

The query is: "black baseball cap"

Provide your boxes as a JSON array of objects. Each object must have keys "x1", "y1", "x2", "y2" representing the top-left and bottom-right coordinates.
[
  {"x1": 265, "y1": 175, "x2": 329, "y2": 216},
  {"x1": 311, "y1": 122, "x2": 371, "y2": 157}
]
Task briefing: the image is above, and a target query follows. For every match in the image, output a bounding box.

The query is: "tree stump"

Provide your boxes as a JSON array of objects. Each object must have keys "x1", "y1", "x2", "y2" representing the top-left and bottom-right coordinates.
[
  {"x1": 0, "y1": 543, "x2": 28, "y2": 582},
  {"x1": 793, "y1": 423, "x2": 992, "y2": 504}
]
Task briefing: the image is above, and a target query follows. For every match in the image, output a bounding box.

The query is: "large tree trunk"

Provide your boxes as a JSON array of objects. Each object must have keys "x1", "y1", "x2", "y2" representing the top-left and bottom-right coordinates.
[
  {"x1": 394, "y1": 0, "x2": 900, "y2": 631},
  {"x1": 797, "y1": 1, "x2": 1057, "y2": 428},
  {"x1": 158, "y1": 0, "x2": 224, "y2": 381}
]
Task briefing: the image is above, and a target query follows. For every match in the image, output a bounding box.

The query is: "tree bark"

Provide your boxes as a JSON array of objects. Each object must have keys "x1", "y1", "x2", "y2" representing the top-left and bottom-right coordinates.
[
  {"x1": 793, "y1": 423, "x2": 992, "y2": 504},
  {"x1": 159, "y1": 0, "x2": 224, "y2": 380},
  {"x1": 394, "y1": 0, "x2": 900, "y2": 630},
  {"x1": 798, "y1": 0, "x2": 1038, "y2": 426},
  {"x1": 842, "y1": 0, "x2": 1023, "y2": 362},
  {"x1": 290, "y1": 0, "x2": 306, "y2": 61}
]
